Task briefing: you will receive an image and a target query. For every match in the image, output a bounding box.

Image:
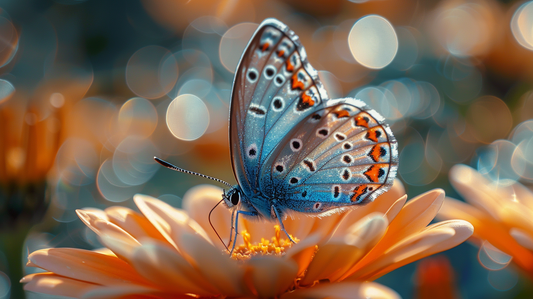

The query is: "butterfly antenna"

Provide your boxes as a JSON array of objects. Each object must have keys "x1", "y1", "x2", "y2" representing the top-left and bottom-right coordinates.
[
  {"x1": 154, "y1": 157, "x2": 233, "y2": 188},
  {"x1": 209, "y1": 198, "x2": 229, "y2": 251}
]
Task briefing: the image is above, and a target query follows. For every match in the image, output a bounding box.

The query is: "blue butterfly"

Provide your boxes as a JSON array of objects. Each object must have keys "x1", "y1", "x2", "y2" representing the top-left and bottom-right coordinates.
[{"x1": 156, "y1": 18, "x2": 398, "y2": 252}]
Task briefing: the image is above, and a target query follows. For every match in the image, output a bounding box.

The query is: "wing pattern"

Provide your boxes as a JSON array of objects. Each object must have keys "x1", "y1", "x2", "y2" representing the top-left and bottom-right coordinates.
[
  {"x1": 229, "y1": 19, "x2": 398, "y2": 215},
  {"x1": 262, "y1": 98, "x2": 398, "y2": 212},
  {"x1": 229, "y1": 19, "x2": 328, "y2": 196}
]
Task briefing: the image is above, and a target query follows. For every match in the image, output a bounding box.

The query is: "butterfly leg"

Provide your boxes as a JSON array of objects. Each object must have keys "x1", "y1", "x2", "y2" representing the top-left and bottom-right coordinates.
[
  {"x1": 272, "y1": 205, "x2": 296, "y2": 244},
  {"x1": 227, "y1": 208, "x2": 236, "y2": 250},
  {"x1": 229, "y1": 209, "x2": 258, "y2": 255}
]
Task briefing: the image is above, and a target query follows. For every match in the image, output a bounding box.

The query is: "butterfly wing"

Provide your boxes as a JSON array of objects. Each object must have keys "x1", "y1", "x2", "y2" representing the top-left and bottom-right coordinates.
[
  {"x1": 263, "y1": 98, "x2": 399, "y2": 213},
  {"x1": 229, "y1": 18, "x2": 328, "y2": 197}
]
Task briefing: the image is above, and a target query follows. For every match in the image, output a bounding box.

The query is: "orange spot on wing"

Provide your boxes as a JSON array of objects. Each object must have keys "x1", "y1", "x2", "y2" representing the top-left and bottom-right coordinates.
[
  {"x1": 365, "y1": 127, "x2": 382, "y2": 143},
  {"x1": 286, "y1": 58, "x2": 294, "y2": 72},
  {"x1": 334, "y1": 110, "x2": 350, "y2": 118},
  {"x1": 291, "y1": 73, "x2": 305, "y2": 90},
  {"x1": 277, "y1": 50, "x2": 285, "y2": 57},
  {"x1": 261, "y1": 42, "x2": 270, "y2": 52},
  {"x1": 364, "y1": 165, "x2": 385, "y2": 183},
  {"x1": 351, "y1": 185, "x2": 368, "y2": 202},
  {"x1": 301, "y1": 92, "x2": 315, "y2": 106},
  {"x1": 369, "y1": 145, "x2": 386, "y2": 162},
  {"x1": 354, "y1": 115, "x2": 369, "y2": 128}
]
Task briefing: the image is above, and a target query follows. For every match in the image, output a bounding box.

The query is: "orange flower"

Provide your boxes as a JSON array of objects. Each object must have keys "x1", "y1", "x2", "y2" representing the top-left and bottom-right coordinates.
[
  {"x1": 437, "y1": 164, "x2": 533, "y2": 278},
  {"x1": 414, "y1": 256, "x2": 459, "y2": 299},
  {"x1": 22, "y1": 180, "x2": 472, "y2": 298}
]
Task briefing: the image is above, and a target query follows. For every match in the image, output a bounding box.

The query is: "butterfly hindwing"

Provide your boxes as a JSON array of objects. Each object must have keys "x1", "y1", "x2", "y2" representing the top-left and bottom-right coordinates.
[
  {"x1": 263, "y1": 98, "x2": 398, "y2": 213},
  {"x1": 229, "y1": 19, "x2": 328, "y2": 196}
]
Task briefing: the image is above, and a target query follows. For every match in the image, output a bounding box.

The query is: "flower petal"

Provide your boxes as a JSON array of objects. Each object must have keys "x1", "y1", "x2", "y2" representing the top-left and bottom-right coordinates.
[
  {"x1": 281, "y1": 281, "x2": 400, "y2": 299},
  {"x1": 346, "y1": 220, "x2": 473, "y2": 280},
  {"x1": 284, "y1": 233, "x2": 321, "y2": 276},
  {"x1": 246, "y1": 256, "x2": 298, "y2": 298},
  {"x1": 182, "y1": 185, "x2": 232, "y2": 250},
  {"x1": 134, "y1": 194, "x2": 212, "y2": 250},
  {"x1": 510, "y1": 228, "x2": 533, "y2": 251},
  {"x1": 301, "y1": 214, "x2": 388, "y2": 284},
  {"x1": 438, "y1": 197, "x2": 533, "y2": 272},
  {"x1": 22, "y1": 272, "x2": 98, "y2": 298},
  {"x1": 179, "y1": 232, "x2": 248, "y2": 297},
  {"x1": 81, "y1": 285, "x2": 179, "y2": 299},
  {"x1": 104, "y1": 206, "x2": 167, "y2": 243},
  {"x1": 450, "y1": 164, "x2": 533, "y2": 234},
  {"x1": 130, "y1": 240, "x2": 218, "y2": 296},
  {"x1": 27, "y1": 248, "x2": 150, "y2": 287},
  {"x1": 98, "y1": 231, "x2": 141, "y2": 261}
]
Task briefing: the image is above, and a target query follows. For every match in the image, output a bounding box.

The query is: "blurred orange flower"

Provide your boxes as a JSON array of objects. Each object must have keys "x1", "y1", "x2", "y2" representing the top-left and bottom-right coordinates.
[
  {"x1": 438, "y1": 164, "x2": 533, "y2": 278},
  {"x1": 415, "y1": 255, "x2": 459, "y2": 299},
  {"x1": 22, "y1": 180, "x2": 472, "y2": 298}
]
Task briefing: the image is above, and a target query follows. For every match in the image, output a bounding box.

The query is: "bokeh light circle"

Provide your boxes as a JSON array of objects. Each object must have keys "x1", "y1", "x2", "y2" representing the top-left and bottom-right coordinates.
[
  {"x1": 166, "y1": 94, "x2": 209, "y2": 141},
  {"x1": 219, "y1": 22, "x2": 258, "y2": 73},
  {"x1": 348, "y1": 15, "x2": 398, "y2": 69},
  {"x1": 0, "y1": 79, "x2": 15, "y2": 105},
  {"x1": 511, "y1": 1, "x2": 533, "y2": 51},
  {"x1": 126, "y1": 45, "x2": 178, "y2": 99},
  {"x1": 117, "y1": 97, "x2": 158, "y2": 138}
]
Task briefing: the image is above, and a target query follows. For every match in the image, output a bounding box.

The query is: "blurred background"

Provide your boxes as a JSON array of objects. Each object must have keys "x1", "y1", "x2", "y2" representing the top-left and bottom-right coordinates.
[{"x1": 1, "y1": 0, "x2": 533, "y2": 298}]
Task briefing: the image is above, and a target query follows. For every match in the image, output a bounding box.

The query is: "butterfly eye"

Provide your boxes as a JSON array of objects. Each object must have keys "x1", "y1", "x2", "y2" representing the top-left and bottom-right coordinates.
[{"x1": 230, "y1": 191, "x2": 240, "y2": 205}]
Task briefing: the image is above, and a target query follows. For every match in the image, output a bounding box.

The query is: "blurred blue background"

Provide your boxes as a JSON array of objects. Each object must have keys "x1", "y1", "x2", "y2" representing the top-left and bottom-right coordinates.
[{"x1": 1, "y1": 0, "x2": 533, "y2": 298}]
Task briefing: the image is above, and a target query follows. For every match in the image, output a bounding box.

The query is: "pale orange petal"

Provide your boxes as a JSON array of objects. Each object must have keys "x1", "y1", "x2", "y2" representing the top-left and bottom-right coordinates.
[
  {"x1": 98, "y1": 231, "x2": 141, "y2": 262},
  {"x1": 346, "y1": 220, "x2": 473, "y2": 281},
  {"x1": 246, "y1": 256, "x2": 298, "y2": 298},
  {"x1": 105, "y1": 206, "x2": 167, "y2": 243},
  {"x1": 284, "y1": 233, "x2": 321, "y2": 277},
  {"x1": 450, "y1": 165, "x2": 533, "y2": 236},
  {"x1": 345, "y1": 189, "x2": 444, "y2": 277},
  {"x1": 281, "y1": 281, "x2": 400, "y2": 299},
  {"x1": 179, "y1": 232, "x2": 249, "y2": 297},
  {"x1": 130, "y1": 240, "x2": 218, "y2": 296},
  {"x1": 510, "y1": 228, "x2": 533, "y2": 251},
  {"x1": 301, "y1": 214, "x2": 387, "y2": 284},
  {"x1": 134, "y1": 194, "x2": 211, "y2": 250},
  {"x1": 449, "y1": 164, "x2": 508, "y2": 218},
  {"x1": 27, "y1": 248, "x2": 150, "y2": 287},
  {"x1": 22, "y1": 272, "x2": 98, "y2": 298},
  {"x1": 76, "y1": 208, "x2": 109, "y2": 235},
  {"x1": 512, "y1": 183, "x2": 533, "y2": 211},
  {"x1": 81, "y1": 285, "x2": 179, "y2": 299},
  {"x1": 438, "y1": 197, "x2": 533, "y2": 272},
  {"x1": 383, "y1": 195, "x2": 407, "y2": 224},
  {"x1": 181, "y1": 185, "x2": 232, "y2": 250}
]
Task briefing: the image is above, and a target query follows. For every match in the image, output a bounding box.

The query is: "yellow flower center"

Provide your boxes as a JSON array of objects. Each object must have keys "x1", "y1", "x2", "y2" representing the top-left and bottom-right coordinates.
[{"x1": 231, "y1": 225, "x2": 299, "y2": 260}]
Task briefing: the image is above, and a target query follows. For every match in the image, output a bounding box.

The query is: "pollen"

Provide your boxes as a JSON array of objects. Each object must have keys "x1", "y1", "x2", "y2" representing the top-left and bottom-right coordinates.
[{"x1": 231, "y1": 225, "x2": 299, "y2": 260}]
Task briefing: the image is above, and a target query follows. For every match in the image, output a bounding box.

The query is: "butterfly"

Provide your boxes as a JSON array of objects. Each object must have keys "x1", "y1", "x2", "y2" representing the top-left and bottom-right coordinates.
[{"x1": 156, "y1": 18, "x2": 398, "y2": 252}]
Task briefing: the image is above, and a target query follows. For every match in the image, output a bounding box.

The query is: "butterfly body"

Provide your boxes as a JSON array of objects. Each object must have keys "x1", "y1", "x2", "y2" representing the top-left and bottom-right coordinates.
[{"x1": 225, "y1": 19, "x2": 398, "y2": 227}]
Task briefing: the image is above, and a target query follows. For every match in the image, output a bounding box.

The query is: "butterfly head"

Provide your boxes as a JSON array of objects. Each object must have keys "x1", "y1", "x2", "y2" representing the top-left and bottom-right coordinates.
[{"x1": 223, "y1": 187, "x2": 242, "y2": 209}]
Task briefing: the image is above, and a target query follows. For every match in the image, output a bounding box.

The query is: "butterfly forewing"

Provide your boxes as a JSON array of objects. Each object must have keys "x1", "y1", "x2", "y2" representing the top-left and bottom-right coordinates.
[{"x1": 230, "y1": 19, "x2": 328, "y2": 196}]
